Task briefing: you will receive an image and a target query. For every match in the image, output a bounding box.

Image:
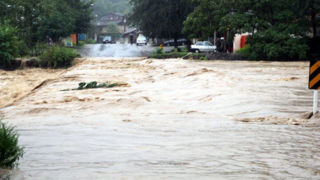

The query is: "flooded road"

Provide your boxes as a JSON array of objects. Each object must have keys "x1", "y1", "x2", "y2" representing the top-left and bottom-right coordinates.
[
  {"x1": 1, "y1": 58, "x2": 320, "y2": 179},
  {"x1": 78, "y1": 44, "x2": 156, "y2": 57}
]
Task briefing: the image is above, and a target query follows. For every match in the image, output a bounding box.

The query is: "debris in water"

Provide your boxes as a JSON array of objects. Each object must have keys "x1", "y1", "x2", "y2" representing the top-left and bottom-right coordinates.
[{"x1": 61, "y1": 81, "x2": 129, "y2": 91}]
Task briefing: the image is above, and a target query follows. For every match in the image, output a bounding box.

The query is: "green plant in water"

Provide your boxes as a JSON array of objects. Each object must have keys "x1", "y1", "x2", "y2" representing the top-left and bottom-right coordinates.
[
  {"x1": 78, "y1": 82, "x2": 87, "y2": 90},
  {"x1": 61, "y1": 81, "x2": 126, "y2": 91},
  {"x1": 85, "y1": 81, "x2": 98, "y2": 89},
  {"x1": 0, "y1": 122, "x2": 24, "y2": 169}
]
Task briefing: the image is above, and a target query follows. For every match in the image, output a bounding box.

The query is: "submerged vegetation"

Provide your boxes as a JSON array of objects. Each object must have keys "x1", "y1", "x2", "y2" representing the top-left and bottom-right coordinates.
[{"x1": 62, "y1": 81, "x2": 129, "y2": 91}]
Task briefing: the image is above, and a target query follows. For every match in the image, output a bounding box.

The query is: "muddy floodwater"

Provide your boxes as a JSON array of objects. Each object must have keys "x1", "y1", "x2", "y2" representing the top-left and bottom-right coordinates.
[{"x1": 1, "y1": 58, "x2": 320, "y2": 179}]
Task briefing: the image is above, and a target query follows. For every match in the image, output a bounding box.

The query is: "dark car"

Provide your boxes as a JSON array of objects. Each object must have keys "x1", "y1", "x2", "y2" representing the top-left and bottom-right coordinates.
[
  {"x1": 102, "y1": 36, "x2": 115, "y2": 44},
  {"x1": 163, "y1": 39, "x2": 188, "y2": 46}
]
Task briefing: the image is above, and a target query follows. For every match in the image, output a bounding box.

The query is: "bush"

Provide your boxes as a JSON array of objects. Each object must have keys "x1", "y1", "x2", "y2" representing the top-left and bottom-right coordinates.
[
  {"x1": 33, "y1": 42, "x2": 50, "y2": 56},
  {"x1": 40, "y1": 46, "x2": 80, "y2": 68},
  {"x1": 0, "y1": 122, "x2": 24, "y2": 169},
  {"x1": 17, "y1": 42, "x2": 30, "y2": 58},
  {"x1": 150, "y1": 51, "x2": 188, "y2": 59},
  {"x1": 200, "y1": 56, "x2": 208, "y2": 60},
  {"x1": 77, "y1": 41, "x2": 86, "y2": 46},
  {"x1": 236, "y1": 46, "x2": 251, "y2": 59},
  {"x1": 246, "y1": 28, "x2": 309, "y2": 60},
  {"x1": 152, "y1": 48, "x2": 165, "y2": 56},
  {"x1": 87, "y1": 39, "x2": 96, "y2": 44},
  {"x1": 0, "y1": 23, "x2": 19, "y2": 69}
]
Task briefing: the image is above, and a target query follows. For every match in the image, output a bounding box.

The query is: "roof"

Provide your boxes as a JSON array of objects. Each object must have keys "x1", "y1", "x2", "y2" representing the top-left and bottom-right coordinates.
[
  {"x1": 123, "y1": 28, "x2": 138, "y2": 35},
  {"x1": 96, "y1": 13, "x2": 125, "y2": 27},
  {"x1": 96, "y1": 20, "x2": 122, "y2": 26}
]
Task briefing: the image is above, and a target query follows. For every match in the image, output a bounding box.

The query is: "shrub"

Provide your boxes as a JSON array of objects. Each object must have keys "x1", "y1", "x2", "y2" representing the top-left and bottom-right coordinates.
[
  {"x1": 236, "y1": 46, "x2": 251, "y2": 59},
  {"x1": 150, "y1": 51, "x2": 188, "y2": 59},
  {"x1": 246, "y1": 28, "x2": 309, "y2": 60},
  {"x1": 200, "y1": 56, "x2": 208, "y2": 60},
  {"x1": 87, "y1": 39, "x2": 96, "y2": 44},
  {"x1": 0, "y1": 23, "x2": 19, "y2": 69},
  {"x1": 40, "y1": 46, "x2": 80, "y2": 68},
  {"x1": 77, "y1": 41, "x2": 86, "y2": 46},
  {"x1": 152, "y1": 48, "x2": 165, "y2": 56},
  {"x1": 0, "y1": 122, "x2": 24, "y2": 169},
  {"x1": 17, "y1": 42, "x2": 30, "y2": 57},
  {"x1": 33, "y1": 42, "x2": 50, "y2": 56}
]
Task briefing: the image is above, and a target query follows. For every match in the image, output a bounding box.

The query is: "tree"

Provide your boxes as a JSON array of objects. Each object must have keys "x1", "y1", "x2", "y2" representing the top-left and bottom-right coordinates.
[
  {"x1": 0, "y1": 22, "x2": 19, "y2": 69},
  {"x1": 297, "y1": 0, "x2": 320, "y2": 38},
  {"x1": 36, "y1": 0, "x2": 76, "y2": 42},
  {"x1": 67, "y1": 0, "x2": 94, "y2": 45},
  {"x1": 220, "y1": 0, "x2": 312, "y2": 60},
  {"x1": 129, "y1": 0, "x2": 194, "y2": 47},
  {"x1": 1, "y1": 0, "x2": 93, "y2": 47},
  {"x1": 183, "y1": 0, "x2": 232, "y2": 42},
  {"x1": 184, "y1": 0, "x2": 318, "y2": 60}
]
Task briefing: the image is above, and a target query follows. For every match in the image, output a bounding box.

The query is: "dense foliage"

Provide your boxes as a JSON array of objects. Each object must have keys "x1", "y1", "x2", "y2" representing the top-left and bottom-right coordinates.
[
  {"x1": 184, "y1": 0, "x2": 320, "y2": 60},
  {"x1": 0, "y1": 23, "x2": 19, "y2": 69},
  {"x1": 40, "y1": 47, "x2": 79, "y2": 68},
  {"x1": 183, "y1": 0, "x2": 231, "y2": 40},
  {"x1": 129, "y1": 0, "x2": 194, "y2": 47},
  {"x1": 1, "y1": 0, "x2": 93, "y2": 48},
  {"x1": 0, "y1": 122, "x2": 24, "y2": 169}
]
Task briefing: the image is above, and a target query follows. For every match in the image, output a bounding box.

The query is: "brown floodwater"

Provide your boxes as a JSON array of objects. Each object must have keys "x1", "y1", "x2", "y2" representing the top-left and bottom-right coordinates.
[{"x1": 1, "y1": 58, "x2": 320, "y2": 179}]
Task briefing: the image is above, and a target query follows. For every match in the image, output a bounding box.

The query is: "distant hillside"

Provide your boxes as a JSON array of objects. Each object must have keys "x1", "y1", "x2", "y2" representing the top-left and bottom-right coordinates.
[{"x1": 92, "y1": 0, "x2": 131, "y2": 18}]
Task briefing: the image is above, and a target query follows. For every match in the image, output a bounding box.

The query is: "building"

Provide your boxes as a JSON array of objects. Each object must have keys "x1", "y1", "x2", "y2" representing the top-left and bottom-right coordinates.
[{"x1": 91, "y1": 13, "x2": 128, "y2": 43}]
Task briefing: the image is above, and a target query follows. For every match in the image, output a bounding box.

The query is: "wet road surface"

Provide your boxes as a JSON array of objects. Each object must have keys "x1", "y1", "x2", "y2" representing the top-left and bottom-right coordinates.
[{"x1": 1, "y1": 57, "x2": 320, "y2": 179}]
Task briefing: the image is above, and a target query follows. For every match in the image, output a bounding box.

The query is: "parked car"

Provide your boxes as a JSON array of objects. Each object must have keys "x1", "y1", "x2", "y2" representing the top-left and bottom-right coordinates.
[
  {"x1": 163, "y1": 39, "x2": 188, "y2": 46},
  {"x1": 136, "y1": 34, "x2": 147, "y2": 45},
  {"x1": 191, "y1": 41, "x2": 216, "y2": 53},
  {"x1": 103, "y1": 36, "x2": 115, "y2": 44}
]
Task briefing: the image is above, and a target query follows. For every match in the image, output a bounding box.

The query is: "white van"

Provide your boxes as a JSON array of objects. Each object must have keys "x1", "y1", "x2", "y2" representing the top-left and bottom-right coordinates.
[{"x1": 136, "y1": 34, "x2": 147, "y2": 46}]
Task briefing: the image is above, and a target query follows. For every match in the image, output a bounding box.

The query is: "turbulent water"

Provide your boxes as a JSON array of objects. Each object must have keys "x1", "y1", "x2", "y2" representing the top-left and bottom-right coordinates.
[
  {"x1": 78, "y1": 44, "x2": 156, "y2": 57},
  {"x1": 1, "y1": 57, "x2": 320, "y2": 179},
  {"x1": 0, "y1": 69, "x2": 64, "y2": 108}
]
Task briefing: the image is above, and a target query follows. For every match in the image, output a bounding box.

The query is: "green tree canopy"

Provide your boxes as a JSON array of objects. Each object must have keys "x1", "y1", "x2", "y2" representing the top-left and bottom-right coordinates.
[
  {"x1": 184, "y1": 0, "x2": 320, "y2": 60},
  {"x1": 183, "y1": 0, "x2": 232, "y2": 40},
  {"x1": 1, "y1": 0, "x2": 93, "y2": 46}
]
